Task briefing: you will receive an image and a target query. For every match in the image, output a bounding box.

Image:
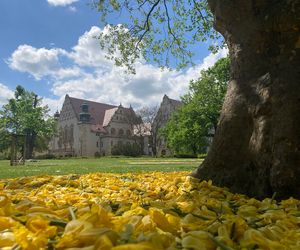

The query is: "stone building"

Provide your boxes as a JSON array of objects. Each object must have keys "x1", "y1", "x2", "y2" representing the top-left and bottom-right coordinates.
[
  {"x1": 50, "y1": 95, "x2": 146, "y2": 157},
  {"x1": 152, "y1": 94, "x2": 182, "y2": 156}
]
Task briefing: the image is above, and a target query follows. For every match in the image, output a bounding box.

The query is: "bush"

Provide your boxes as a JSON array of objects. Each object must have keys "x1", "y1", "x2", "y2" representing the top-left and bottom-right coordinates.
[
  {"x1": 111, "y1": 143, "x2": 141, "y2": 157},
  {"x1": 174, "y1": 154, "x2": 198, "y2": 158},
  {"x1": 94, "y1": 152, "x2": 101, "y2": 158},
  {"x1": 34, "y1": 154, "x2": 56, "y2": 159}
]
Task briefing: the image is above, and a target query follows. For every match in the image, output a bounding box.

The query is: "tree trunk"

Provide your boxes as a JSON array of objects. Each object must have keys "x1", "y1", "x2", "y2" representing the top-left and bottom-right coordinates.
[
  {"x1": 193, "y1": 0, "x2": 300, "y2": 199},
  {"x1": 24, "y1": 130, "x2": 36, "y2": 159}
]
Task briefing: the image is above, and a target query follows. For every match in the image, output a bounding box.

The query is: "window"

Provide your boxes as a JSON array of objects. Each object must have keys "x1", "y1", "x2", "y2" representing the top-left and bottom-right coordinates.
[
  {"x1": 119, "y1": 129, "x2": 124, "y2": 136},
  {"x1": 96, "y1": 141, "x2": 99, "y2": 147},
  {"x1": 111, "y1": 141, "x2": 113, "y2": 146},
  {"x1": 111, "y1": 128, "x2": 116, "y2": 134},
  {"x1": 126, "y1": 130, "x2": 131, "y2": 136},
  {"x1": 100, "y1": 142, "x2": 103, "y2": 148}
]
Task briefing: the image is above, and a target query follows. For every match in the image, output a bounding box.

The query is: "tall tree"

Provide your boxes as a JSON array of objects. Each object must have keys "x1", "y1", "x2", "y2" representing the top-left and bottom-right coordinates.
[
  {"x1": 0, "y1": 85, "x2": 55, "y2": 159},
  {"x1": 95, "y1": 0, "x2": 300, "y2": 199},
  {"x1": 163, "y1": 57, "x2": 230, "y2": 155}
]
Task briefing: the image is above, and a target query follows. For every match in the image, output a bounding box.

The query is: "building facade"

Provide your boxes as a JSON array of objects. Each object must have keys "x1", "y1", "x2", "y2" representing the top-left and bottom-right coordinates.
[
  {"x1": 152, "y1": 94, "x2": 182, "y2": 156},
  {"x1": 50, "y1": 95, "x2": 147, "y2": 157}
]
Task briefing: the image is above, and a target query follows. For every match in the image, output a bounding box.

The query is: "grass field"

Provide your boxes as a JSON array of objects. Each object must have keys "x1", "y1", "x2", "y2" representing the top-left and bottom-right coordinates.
[{"x1": 0, "y1": 157, "x2": 202, "y2": 179}]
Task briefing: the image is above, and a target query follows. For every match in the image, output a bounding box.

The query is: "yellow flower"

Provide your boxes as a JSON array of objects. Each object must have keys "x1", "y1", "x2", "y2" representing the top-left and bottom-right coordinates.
[
  {"x1": 0, "y1": 231, "x2": 15, "y2": 248},
  {"x1": 181, "y1": 231, "x2": 215, "y2": 250}
]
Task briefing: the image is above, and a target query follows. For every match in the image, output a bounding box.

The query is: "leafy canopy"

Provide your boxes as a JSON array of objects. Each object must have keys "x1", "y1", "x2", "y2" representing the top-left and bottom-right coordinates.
[
  {"x1": 94, "y1": 0, "x2": 222, "y2": 72},
  {"x1": 162, "y1": 57, "x2": 230, "y2": 154},
  {"x1": 0, "y1": 85, "x2": 55, "y2": 152}
]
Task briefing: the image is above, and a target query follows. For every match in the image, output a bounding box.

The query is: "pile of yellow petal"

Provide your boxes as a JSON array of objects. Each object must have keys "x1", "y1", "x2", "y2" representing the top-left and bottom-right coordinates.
[{"x1": 0, "y1": 172, "x2": 299, "y2": 250}]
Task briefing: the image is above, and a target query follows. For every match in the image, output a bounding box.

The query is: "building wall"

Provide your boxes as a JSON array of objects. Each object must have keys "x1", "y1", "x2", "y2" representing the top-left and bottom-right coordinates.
[
  {"x1": 152, "y1": 95, "x2": 181, "y2": 156},
  {"x1": 51, "y1": 97, "x2": 80, "y2": 156},
  {"x1": 105, "y1": 107, "x2": 137, "y2": 154}
]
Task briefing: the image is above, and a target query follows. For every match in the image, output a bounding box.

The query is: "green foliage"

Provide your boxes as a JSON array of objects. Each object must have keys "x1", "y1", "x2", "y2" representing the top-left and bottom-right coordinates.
[
  {"x1": 162, "y1": 57, "x2": 230, "y2": 154},
  {"x1": 111, "y1": 143, "x2": 142, "y2": 157},
  {"x1": 94, "y1": 0, "x2": 223, "y2": 72},
  {"x1": 0, "y1": 129, "x2": 11, "y2": 153},
  {"x1": 0, "y1": 85, "x2": 55, "y2": 153}
]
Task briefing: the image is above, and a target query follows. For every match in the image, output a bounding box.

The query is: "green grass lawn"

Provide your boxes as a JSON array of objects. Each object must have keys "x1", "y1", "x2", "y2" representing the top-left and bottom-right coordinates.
[{"x1": 0, "y1": 157, "x2": 202, "y2": 179}]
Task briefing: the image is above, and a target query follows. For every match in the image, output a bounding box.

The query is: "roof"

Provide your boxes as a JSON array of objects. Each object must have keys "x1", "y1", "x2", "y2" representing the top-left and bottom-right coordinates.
[
  {"x1": 67, "y1": 95, "x2": 138, "y2": 127},
  {"x1": 68, "y1": 96, "x2": 117, "y2": 125},
  {"x1": 163, "y1": 94, "x2": 182, "y2": 107},
  {"x1": 168, "y1": 97, "x2": 182, "y2": 107},
  {"x1": 103, "y1": 107, "x2": 118, "y2": 126}
]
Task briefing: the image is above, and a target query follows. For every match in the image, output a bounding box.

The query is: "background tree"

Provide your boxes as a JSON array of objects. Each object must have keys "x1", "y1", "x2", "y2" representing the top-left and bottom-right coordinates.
[
  {"x1": 135, "y1": 106, "x2": 158, "y2": 154},
  {"x1": 136, "y1": 106, "x2": 158, "y2": 126},
  {"x1": 162, "y1": 109, "x2": 208, "y2": 155},
  {"x1": 95, "y1": 0, "x2": 300, "y2": 199},
  {"x1": 0, "y1": 85, "x2": 55, "y2": 159},
  {"x1": 163, "y1": 57, "x2": 230, "y2": 155}
]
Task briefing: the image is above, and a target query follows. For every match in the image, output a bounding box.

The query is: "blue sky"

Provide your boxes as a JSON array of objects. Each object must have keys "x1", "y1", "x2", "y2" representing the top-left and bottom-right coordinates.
[{"x1": 0, "y1": 0, "x2": 227, "y2": 112}]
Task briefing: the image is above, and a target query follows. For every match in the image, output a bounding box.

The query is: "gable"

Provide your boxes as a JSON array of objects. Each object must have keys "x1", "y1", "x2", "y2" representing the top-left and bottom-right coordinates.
[{"x1": 59, "y1": 96, "x2": 77, "y2": 122}]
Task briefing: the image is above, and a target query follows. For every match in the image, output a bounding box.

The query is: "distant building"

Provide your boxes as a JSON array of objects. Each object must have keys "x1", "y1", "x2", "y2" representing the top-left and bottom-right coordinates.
[
  {"x1": 50, "y1": 95, "x2": 149, "y2": 157},
  {"x1": 152, "y1": 94, "x2": 182, "y2": 156}
]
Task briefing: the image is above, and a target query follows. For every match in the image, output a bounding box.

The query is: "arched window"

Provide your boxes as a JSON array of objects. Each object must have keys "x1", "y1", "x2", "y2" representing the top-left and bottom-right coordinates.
[
  {"x1": 111, "y1": 128, "x2": 116, "y2": 135},
  {"x1": 119, "y1": 129, "x2": 124, "y2": 136}
]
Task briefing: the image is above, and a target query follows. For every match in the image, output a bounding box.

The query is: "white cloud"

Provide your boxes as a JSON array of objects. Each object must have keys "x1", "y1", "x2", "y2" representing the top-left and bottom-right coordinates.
[
  {"x1": 68, "y1": 26, "x2": 113, "y2": 68},
  {"x1": 47, "y1": 0, "x2": 78, "y2": 6},
  {"x1": 0, "y1": 83, "x2": 14, "y2": 107},
  {"x1": 42, "y1": 96, "x2": 65, "y2": 115},
  {"x1": 8, "y1": 26, "x2": 228, "y2": 113},
  {"x1": 54, "y1": 67, "x2": 84, "y2": 79},
  {"x1": 8, "y1": 45, "x2": 67, "y2": 80}
]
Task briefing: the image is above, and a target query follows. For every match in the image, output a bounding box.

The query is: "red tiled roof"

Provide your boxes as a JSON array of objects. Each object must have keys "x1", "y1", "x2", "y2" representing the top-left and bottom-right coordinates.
[{"x1": 68, "y1": 96, "x2": 117, "y2": 125}]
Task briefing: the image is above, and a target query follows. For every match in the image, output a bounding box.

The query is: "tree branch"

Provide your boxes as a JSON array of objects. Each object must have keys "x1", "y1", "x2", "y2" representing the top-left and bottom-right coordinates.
[
  {"x1": 135, "y1": 0, "x2": 161, "y2": 49},
  {"x1": 163, "y1": 0, "x2": 190, "y2": 60}
]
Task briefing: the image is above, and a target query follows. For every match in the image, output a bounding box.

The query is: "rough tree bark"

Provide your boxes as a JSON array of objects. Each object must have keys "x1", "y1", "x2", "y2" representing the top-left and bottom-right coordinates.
[
  {"x1": 193, "y1": 0, "x2": 300, "y2": 199},
  {"x1": 24, "y1": 129, "x2": 36, "y2": 159}
]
